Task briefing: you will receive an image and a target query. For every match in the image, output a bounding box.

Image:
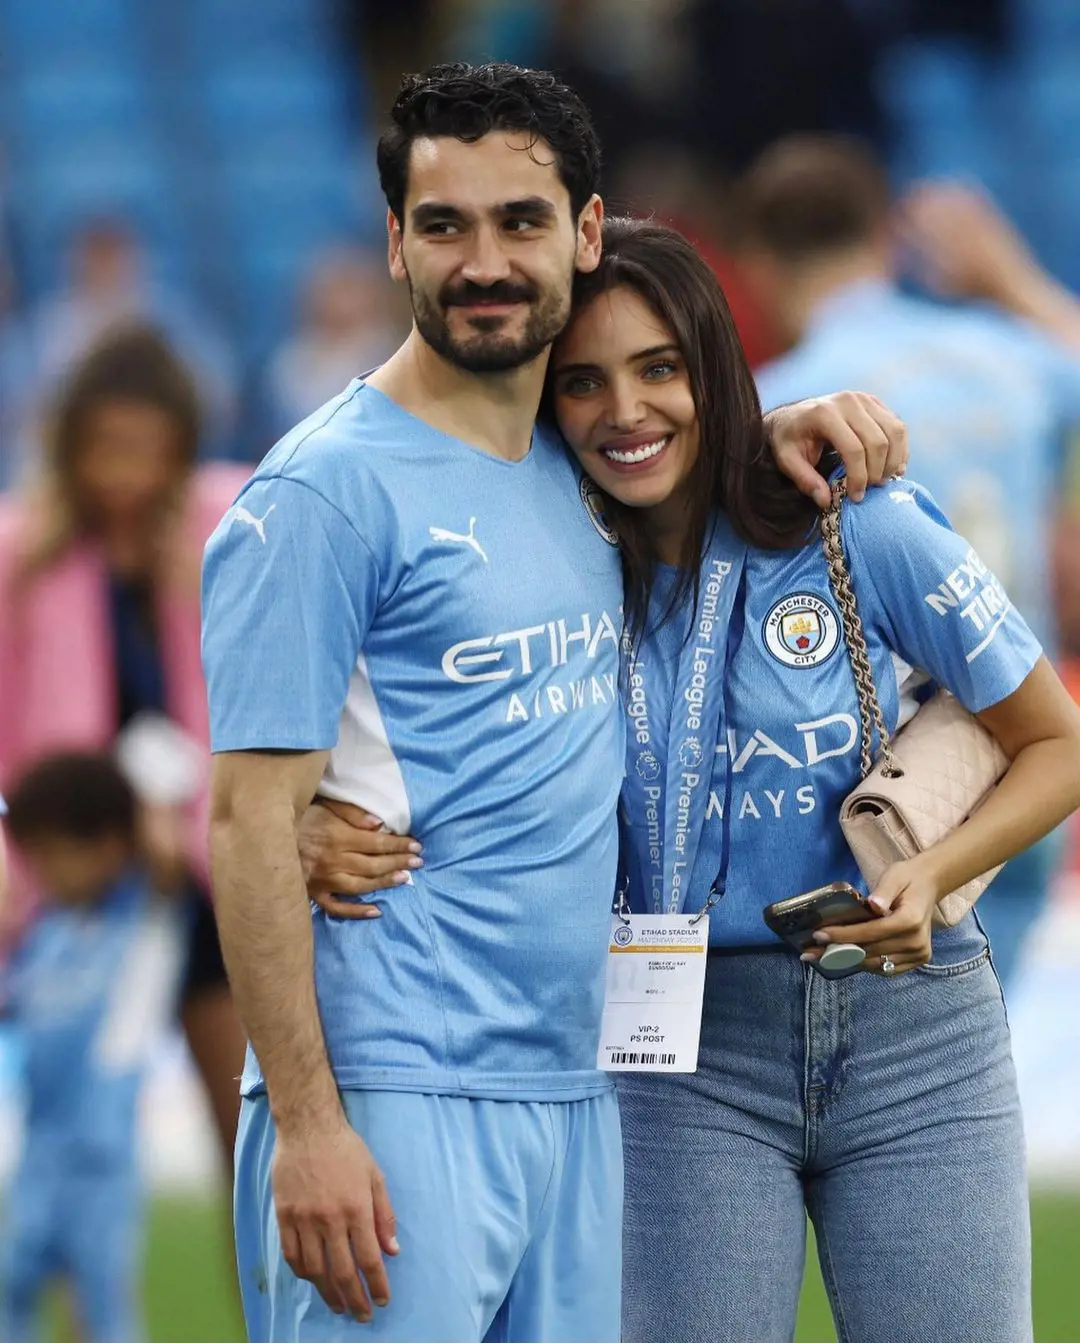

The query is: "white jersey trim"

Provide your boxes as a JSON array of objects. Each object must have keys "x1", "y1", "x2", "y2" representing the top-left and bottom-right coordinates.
[{"x1": 319, "y1": 650, "x2": 413, "y2": 836}]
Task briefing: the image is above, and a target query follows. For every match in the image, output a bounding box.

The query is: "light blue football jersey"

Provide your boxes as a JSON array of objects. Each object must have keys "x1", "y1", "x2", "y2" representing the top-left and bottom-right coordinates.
[
  {"x1": 6, "y1": 873, "x2": 182, "y2": 1158},
  {"x1": 202, "y1": 381, "x2": 626, "y2": 1100},
  {"x1": 756, "y1": 278, "x2": 1080, "y2": 650},
  {"x1": 620, "y1": 481, "x2": 1042, "y2": 945}
]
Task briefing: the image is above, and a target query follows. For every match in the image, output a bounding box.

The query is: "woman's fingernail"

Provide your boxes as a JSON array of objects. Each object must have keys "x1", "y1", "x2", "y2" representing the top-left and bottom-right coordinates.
[
  {"x1": 800, "y1": 951, "x2": 816, "y2": 962},
  {"x1": 392, "y1": 871, "x2": 410, "y2": 885},
  {"x1": 812, "y1": 930, "x2": 830, "y2": 944},
  {"x1": 362, "y1": 907, "x2": 382, "y2": 919},
  {"x1": 408, "y1": 840, "x2": 423, "y2": 854},
  {"x1": 389, "y1": 1236, "x2": 400, "y2": 1254},
  {"x1": 407, "y1": 856, "x2": 423, "y2": 869}
]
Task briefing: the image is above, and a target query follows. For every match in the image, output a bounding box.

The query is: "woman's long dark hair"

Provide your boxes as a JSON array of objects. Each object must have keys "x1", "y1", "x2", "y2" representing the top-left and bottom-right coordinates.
[{"x1": 554, "y1": 216, "x2": 821, "y2": 636}]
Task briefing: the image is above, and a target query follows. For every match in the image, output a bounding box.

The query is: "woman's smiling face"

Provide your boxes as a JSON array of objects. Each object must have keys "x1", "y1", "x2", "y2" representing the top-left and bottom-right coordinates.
[{"x1": 551, "y1": 285, "x2": 700, "y2": 516}]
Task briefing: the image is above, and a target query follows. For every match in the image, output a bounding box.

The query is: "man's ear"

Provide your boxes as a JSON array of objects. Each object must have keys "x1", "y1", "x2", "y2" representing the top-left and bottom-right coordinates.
[
  {"x1": 575, "y1": 194, "x2": 604, "y2": 275},
  {"x1": 388, "y1": 209, "x2": 407, "y2": 283}
]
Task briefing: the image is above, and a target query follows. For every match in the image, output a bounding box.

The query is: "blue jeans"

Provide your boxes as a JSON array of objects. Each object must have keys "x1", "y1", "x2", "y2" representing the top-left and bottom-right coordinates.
[{"x1": 617, "y1": 917, "x2": 1030, "y2": 1343}]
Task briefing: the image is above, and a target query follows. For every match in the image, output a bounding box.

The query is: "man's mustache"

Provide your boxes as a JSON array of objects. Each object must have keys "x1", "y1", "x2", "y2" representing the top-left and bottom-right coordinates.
[{"x1": 440, "y1": 280, "x2": 538, "y2": 307}]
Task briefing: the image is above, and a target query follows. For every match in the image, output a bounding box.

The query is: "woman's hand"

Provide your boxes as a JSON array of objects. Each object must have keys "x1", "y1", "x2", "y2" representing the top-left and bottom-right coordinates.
[
  {"x1": 802, "y1": 859, "x2": 941, "y2": 976},
  {"x1": 298, "y1": 800, "x2": 422, "y2": 919},
  {"x1": 765, "y1": 391, "x2": 909, "y2": 508}
]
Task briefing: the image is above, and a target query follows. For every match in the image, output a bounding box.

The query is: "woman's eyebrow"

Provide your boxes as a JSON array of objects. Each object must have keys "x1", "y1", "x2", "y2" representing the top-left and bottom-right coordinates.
[
  {"x1": 554, "y1": 344, "x2": 680, "y2": 375},
  {"x1": 630, "y1": 343, "x2": 680, "y2": 360}
]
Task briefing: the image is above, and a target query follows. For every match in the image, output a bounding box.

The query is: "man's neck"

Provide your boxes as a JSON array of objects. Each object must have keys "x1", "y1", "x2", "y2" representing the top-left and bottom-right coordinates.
[
  {"x1": 780, "y1": 249, "x2": 891, "y2": 346},
  {"x1": 366, "y1": 330, "x2": 548, "y2": 461}
]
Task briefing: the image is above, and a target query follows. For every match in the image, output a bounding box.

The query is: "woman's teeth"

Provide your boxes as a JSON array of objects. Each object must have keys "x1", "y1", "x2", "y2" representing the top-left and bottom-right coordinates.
[{"x1": 601, "y1": 436, "x2": 669, "y2": 465}]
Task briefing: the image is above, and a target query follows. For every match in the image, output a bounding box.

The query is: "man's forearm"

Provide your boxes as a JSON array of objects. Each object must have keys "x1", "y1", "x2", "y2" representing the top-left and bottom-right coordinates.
[{"x1": 211, "y1": 802, "x2": 342, "y2": 1135}]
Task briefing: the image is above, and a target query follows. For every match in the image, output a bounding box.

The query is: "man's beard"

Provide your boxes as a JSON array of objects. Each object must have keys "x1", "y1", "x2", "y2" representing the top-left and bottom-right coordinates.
[{"x1": 408, "y1": 274, "x2": 571, "y2": 374}]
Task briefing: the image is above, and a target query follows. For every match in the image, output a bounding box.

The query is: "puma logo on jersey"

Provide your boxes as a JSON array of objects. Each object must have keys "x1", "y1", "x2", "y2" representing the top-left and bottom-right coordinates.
[
  {"x1": 233, "y1": 504, "x2": 276, "y2": 544},
  {"x1": 429, "y1": 517, "x2": 489, "y2": 564}
]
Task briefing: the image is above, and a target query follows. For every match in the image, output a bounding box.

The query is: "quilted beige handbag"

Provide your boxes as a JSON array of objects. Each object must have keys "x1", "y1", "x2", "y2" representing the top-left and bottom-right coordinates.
[{"x1": 822, "y1": 481, "x2": 1008, "y2": 927}]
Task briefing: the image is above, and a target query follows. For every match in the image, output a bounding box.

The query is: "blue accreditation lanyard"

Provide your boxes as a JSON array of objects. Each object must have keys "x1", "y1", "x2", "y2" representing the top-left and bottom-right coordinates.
[{"x1": 622, "y1": 525, "x2": 748, "y2": 916}]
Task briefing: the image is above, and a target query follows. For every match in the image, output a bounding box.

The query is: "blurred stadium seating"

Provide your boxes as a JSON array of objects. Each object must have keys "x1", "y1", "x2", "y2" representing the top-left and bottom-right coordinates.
[{"x1": 0, "y1": 0, "x2": 380, "y2": 370}]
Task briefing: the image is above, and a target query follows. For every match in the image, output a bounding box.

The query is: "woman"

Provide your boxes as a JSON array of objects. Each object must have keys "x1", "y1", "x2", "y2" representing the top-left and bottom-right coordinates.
[
  {"x1": 0, "y1": 325, "x2": 249, "y2": 1186},
  {"x1": 302, "y1": 219, "x2": 1080, "y2": 1342}
]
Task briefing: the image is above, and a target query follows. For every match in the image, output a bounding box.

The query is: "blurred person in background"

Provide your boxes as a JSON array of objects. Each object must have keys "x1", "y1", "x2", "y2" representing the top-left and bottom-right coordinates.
[
  {"x1": 0, "y1": 148, "x2": 33, "y2": 490},
  {"x1": 262, "y1": 245, "x2": 405, "y2": 442},
  {"x1": 22, "y1": 219, "x2": 239, "y2": 459},
  {"x1": 901, "y1": 181, "x2": 1080, "y2": 679},
  {"x1": 0, "y1": 751, "x2": 185, "y2": 1343},
  {"x1": 0, "y1": 327, "x2": 250, "y2": 1212},
  {"x1": 741, "y1": 135, "x2": 1080, "y2": 990}
]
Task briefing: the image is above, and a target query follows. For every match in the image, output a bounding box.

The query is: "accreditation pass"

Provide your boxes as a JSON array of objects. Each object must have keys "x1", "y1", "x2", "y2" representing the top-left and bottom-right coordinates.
[{"x1": 597, "y1": 914, "x2": 709, "y2": 1073}]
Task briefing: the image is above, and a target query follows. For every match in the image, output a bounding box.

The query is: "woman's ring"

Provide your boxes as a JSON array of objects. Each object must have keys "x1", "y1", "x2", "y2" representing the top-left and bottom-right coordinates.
[{"x1": 881, "y1": 955, "x2": 897, "y2": 975}]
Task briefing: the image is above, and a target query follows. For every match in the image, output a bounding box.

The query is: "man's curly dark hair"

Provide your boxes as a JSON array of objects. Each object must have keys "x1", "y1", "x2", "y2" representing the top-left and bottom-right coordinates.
[{"x1": 377, "y1": 63, "x2": 602, "y2": 222}]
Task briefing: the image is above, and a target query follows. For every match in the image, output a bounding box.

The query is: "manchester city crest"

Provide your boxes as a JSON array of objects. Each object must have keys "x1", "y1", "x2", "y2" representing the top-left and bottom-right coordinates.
[
  {"x1": 580, "y1": 475, "x2": 619, "y2": 546},
  {"x1": 762, "y1": 592, "x2": 841, "y2": 669}
]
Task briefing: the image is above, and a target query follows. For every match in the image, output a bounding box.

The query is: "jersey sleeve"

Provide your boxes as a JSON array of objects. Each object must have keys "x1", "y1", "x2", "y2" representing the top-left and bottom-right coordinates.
[
  {"x1": 201, "y1": 475, "x2": 379, "y2": 752},
  {"x1": 842, "y1": 480, "x2": 1043, "y2": 713}
]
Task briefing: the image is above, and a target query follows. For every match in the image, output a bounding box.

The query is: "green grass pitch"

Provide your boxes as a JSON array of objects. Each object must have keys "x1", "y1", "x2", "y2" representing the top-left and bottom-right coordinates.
[{"x1": 132, "y1": 1191, "x2": 1079, "y2": 1342}]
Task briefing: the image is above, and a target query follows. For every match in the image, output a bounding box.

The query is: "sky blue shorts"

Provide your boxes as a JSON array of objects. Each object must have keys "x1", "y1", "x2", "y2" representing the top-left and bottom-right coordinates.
[
  {"x1": 0, "y1": 1151, "x2": 141, "y2": 1343},
  {"x1": 235, "y1": 1087, "x2": 623, "y2": 1342}
]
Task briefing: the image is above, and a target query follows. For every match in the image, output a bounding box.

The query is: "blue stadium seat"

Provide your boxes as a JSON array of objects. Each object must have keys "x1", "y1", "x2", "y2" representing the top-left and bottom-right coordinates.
[
  {"x1": 8, "y1": 62, "x2": 149, "y2": 150},
  {"x1": 201, "y1": 61, "x2": 348, "y2": 144},
  {"x1": 184, "y1": 0, "x2": 336, "y2": 70},
  {"x1": 1014, "y1": 0, "x2": 1080, "y2": 52},
  {"x1": 0, "y1": 0, "x2": 138, "y2": 64},
  {"x1": 9, "y1": 134, "x2": 180, "y2": 288},
  {"x1": 220, "y1": 141, "x2": 360, "y2": 239}
]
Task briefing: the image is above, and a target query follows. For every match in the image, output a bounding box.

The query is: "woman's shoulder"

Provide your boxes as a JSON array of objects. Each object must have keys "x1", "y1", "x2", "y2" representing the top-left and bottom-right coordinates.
[{"x1": 839, "y1": 476, "x2": 955, "y2": 561}]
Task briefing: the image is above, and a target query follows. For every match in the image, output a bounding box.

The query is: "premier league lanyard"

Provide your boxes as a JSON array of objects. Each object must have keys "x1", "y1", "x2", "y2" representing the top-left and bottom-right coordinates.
[{"x1": 622, "y1": 524, "x2": 748, "y2": 916}]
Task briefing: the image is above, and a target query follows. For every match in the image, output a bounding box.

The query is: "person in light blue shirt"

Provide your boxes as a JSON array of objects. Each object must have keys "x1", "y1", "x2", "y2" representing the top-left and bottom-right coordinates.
[
  {"x1": 543, "y1": 217, "x2": 1080, "y2": 1343},
  {"x1": 203, "y1": 64, "x2": 909, "y2": 1343},
  {"x1": 0, "y1": 753, "x2": 182, "y2": 1343},
  {"x1": 742, "y1": 135, "x2": 1080, "y2": 987}
]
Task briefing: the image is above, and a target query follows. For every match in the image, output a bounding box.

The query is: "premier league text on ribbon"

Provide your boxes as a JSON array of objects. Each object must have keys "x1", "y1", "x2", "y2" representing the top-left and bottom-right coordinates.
[
  {"x1": 625, "y1": 549, "x2": 740, "y2": 915},
  {"x1": 669, "y1": 557, "x2": 731, "y2": 910}
]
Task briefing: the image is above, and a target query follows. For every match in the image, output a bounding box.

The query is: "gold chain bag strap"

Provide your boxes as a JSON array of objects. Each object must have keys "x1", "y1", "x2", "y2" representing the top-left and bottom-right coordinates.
[{"x1": 821, "y1": 480, "x2": 1008, "y2": 928}]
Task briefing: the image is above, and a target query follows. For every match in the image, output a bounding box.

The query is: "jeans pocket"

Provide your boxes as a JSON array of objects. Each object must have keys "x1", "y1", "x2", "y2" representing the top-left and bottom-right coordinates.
[{"x1": 915, "y1": 946, "x2": 991, "y2": 978}]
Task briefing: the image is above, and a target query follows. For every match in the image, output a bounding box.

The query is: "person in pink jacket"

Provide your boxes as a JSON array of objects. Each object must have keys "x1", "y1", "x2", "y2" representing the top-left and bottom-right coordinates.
[{"x1": 0, "y1": 324, "x2": 249, "y2": 1186}]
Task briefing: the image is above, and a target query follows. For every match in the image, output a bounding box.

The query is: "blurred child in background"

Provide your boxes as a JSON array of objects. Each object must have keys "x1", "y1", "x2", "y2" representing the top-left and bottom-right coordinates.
[{"x1": 0, "y1": 749, "x2": 185, "y2": 1343}]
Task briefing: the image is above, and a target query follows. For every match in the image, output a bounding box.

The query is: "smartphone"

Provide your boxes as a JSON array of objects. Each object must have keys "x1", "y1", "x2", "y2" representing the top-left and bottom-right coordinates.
[{"x1": 763, "y1": 882, "x2": 879, "y2": 979}]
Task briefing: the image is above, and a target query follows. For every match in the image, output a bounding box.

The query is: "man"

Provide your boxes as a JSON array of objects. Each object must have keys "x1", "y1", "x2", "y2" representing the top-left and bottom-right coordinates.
[
  {"x1": 202, "y1": 65, "x2": 905, "y2": 1343},
  {"x1": 743, "y1": 135, "x2": 1080, "y2": 991}
]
